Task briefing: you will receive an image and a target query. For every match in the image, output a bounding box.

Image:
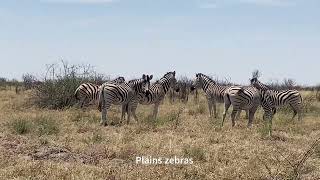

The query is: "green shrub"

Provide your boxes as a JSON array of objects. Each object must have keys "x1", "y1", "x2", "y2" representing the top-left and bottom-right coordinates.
[
  {"x1": 10, "y1": 118, "x2": 32, "y2": 135},
  {"x1": 34, "y1": 115, "x2": 59, "y2": 136},
  {"x1": 30, "y1": 61, "x2": 108, "y2": 109}
]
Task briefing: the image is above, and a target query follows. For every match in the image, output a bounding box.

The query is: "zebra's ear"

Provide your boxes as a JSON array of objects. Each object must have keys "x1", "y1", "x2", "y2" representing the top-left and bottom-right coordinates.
[
  {"x1": 173, "y1": 71, "x2": 176, "y2": 76},
  {"x1": 142, "y1": 74, "x2": 146, "y2": 79},
  {"x1": 149, "y1": 75, "x2": 153, "y2": 80},
  {"x1": 196, "y1": 73, "x2": 199, "y2": 77}
]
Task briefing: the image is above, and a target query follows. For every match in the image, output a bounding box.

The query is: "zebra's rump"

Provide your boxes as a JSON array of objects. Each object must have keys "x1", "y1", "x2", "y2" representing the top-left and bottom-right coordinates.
[
  {"x1": 225, "y1": 86, "x2": 260, "y2": 108},
  {"x1": 272, "y1": 89, "x2": 302, "y2": 107},
  {"x1": 74, "y1": 83, "x2": 100, "y2": 100}
]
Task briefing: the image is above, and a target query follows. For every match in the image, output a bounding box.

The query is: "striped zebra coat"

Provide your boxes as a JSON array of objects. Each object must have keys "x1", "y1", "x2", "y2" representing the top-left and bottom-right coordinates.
[
  {"x1": 123, "y1": 71, "x2": 177, "y2": 120},
  {"x1": 74, "y1": 77, "x2": 125, "y2": 108},
  {"x1": 190, "y1": 73, "x2": 248, "y2": 119},
  {"x1": 98, "y1": 74, "x2": 152, "y2": 126},
  {"x1": 250, "y1": 77, "x2": 303, "y2": 121},
  {"x1": 222, "y1": 86, "x2": 274, "y2": 130}
]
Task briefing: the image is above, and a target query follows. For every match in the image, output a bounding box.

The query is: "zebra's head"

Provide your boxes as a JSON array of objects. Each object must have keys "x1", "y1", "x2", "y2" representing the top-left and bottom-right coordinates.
[
  {"x1": 250, "y1": 77, "x2": 269, "y2": 91},
  {"x1": 115, "y1": 76, "x2": 126, "y2": 83},
  {"x1": 190, "y1": 73, "x2": 203, "y2": 91},
  {"x1": 142, "y1": 74, "x2": 153, "y2": 96},
  {"x1": 162, "y1": 71, "x2": 178, "y2": 92}
]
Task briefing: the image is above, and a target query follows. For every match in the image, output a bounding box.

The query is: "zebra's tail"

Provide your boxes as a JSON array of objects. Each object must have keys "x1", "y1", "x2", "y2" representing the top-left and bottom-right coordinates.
[{"x1": 98, "y1": 85, "x2": 105, "y2": 112}]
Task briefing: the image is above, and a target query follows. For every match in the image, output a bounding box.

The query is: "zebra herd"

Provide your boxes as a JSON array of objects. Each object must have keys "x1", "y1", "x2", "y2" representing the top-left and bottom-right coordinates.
[{"x1": 74, "y1": 71, "x2": 303, "y2": 135}]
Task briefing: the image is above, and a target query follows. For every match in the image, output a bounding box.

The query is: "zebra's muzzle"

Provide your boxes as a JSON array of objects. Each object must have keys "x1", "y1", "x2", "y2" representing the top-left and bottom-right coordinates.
[{"x1": 190, "y1": 86, "x2": 196, "y2": 91}]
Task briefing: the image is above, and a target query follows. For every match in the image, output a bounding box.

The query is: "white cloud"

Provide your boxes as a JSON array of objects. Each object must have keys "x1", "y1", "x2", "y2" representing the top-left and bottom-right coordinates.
[{"x1": 40, "y1": 0, "x2": 115, "y2": 4}]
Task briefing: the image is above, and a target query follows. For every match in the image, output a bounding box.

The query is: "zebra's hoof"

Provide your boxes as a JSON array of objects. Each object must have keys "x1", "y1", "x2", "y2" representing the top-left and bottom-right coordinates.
[{"x1": 100, "y1": 122, "x2": 107, "y2": 126}]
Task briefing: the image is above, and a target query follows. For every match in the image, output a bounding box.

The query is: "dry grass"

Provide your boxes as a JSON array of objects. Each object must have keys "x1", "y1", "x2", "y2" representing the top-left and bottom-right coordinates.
[{"x1": 0, "y1": 89, "x2": 320, "y2": 179}]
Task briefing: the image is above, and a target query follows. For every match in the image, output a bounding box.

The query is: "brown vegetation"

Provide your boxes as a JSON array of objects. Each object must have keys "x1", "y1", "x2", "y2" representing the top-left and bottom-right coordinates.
[{"x1": 0, "y1": 88, "x2": 320, "y2": 179}]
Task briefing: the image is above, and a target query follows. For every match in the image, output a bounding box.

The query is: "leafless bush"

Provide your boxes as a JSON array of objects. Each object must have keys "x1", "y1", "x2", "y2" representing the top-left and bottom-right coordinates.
[
  {"x1": 22, "y1": 73, "x2": 38, "y2": 90},
  {"x1": 31, "y1": 60, "x2": 109, "y2": 109},
  {"x1": 259, "y1": 137, "x2": 320, "y2": 180}
]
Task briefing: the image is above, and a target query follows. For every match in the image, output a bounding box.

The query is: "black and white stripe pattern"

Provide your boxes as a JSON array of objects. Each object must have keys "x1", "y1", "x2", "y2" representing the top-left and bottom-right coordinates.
[
  {"x1": 190, "y1": 73, "x2": 248, "y2": 119},
  {"x1": 250, "y1": 77, "x2": 303, "y2": 120},
  {"x1": 98, "y1": 74, "x2": 152, "y2": 126},
  {"x1": 124, "y1": 71, "x2": 177, "y2": 120},
  {"x1": 74, "y1": 76, "x2": 125, "y2": 108},
  {"x1": 222, "y1": 86, "x2": 274, "y2": 129}
]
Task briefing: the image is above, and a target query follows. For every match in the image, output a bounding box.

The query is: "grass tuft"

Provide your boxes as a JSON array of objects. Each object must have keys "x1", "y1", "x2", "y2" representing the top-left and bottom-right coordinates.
[
  {"x1": 10, "y1": 117, "x2": 32, "y2": 135},
  {"x1": 183, "y1": 146, "x2": 206, "y2": 162},
  {"x1": 34, "y1": 115, "x2": 59, "y2": 136}
]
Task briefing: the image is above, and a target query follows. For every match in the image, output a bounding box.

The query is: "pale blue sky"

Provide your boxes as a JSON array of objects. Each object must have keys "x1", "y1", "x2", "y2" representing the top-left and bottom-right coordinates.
[{"x1": 0, "y1": 0, "x2": 319, "y2": 85}]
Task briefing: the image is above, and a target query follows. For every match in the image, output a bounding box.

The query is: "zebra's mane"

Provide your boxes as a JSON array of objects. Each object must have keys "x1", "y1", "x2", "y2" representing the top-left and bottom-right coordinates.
[
  {"x1": 197, "y1": 73, "x2": 217, "y2": 85},
  {"x1": 128, "y1": 78, "x2": 141, "y2": 84},
  {"x1": 163, "y1": 71, "x2": 175, "y2": 78},
  {"x1": 251, "y1": 78, "x2": 273, "y2": 90}
]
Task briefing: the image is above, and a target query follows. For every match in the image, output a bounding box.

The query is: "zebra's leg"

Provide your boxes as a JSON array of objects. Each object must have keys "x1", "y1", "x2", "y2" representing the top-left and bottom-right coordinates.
[
  {"x1": 297, "y1": 105, "x2": 303, "y2": 121},
  {"x1": 235, "y1": 110, "x2": 241, "y2": 120},
  {"x1": 80, "y1": 97, "x2": 88, "y2": 108},
  {"x1": 207, "y1": 99, "x2": 213, "y2": 118},
  {"x1": 290, "y1": 104, "x2": 298, "y2": 121},
  {"x1": 222, "y1": 102, "x2": 231, "y2": 127},
  {"x1": 126, "y1": 104, "x2": 132, "y2": 125},
  {"x1": 153, "y1": 103, "x2": 160, "y2": 120},
  {"x1": 231, "y1": 108, "x2": 238, "y2": 127},
  {"x1": 213, "y1": 101, "x2": 218, "y2": 118},
  {"x1": 247, "y1": 108, "x2": 257, "y2": 128},
  {"x1": 100, "y1": 107, "x2": 107, "y2": 126},
  {"x1": 245, "y1": 110, "x2": 249, "y2": 119},
  {"x1": 121, "y1": 104, "x2": 127, "y2": 123},
  {"x1": 131, "y1": 102, "x2": 139, "y2": 122}
]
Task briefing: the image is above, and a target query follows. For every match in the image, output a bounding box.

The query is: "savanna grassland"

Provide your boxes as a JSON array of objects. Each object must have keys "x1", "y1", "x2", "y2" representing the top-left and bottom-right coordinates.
[{"x1": 1, "y1": 88, "x2": 320, "y2": 179}]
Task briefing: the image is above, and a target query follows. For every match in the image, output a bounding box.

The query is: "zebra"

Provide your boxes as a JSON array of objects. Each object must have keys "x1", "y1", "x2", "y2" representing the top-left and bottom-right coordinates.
[
  {"x1": 74, "y1": 76, "x2": 125, "y2": 108},
  {"x1": 123, "y1": 71, "x2": 178, "y2": 120},
  {"x1": 190, "y1": 73, "x2": 248, "y2": 119},
  {"x1": 98, "y1": 74, "x2": 152, "y2": 126},
  {"x1": 222, "y1": 86, "x2": 275, "y2": 130},
  {"x1": 250, "y1": 77, "x2": 303, "y2": 121}
]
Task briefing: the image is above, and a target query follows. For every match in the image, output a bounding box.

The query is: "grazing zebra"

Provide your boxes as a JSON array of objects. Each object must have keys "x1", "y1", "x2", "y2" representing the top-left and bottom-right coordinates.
[
  {"x1": 98, "y1": 74, "x2": 152, "y2": 126},
  {"x1": 123, "y1": 71, "x2": 178, "y2": 120},
  {"x1": 74, "y1": 76, "x2": 125, "y2": 108},
  {"x1": 250, "y1": 77, "x2": 303, "y2": 121},
  {"x1": 190, "y1": 73, "x2": 248, "y2": 119},
  {"x1": 222, "y1": 86, "x2": 275, "y2": 129}
]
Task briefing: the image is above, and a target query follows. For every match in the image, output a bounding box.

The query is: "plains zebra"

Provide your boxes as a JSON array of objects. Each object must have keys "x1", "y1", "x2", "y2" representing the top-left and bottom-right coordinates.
[
  {"x1": 250, "y1": 77, "x2": 303, "y2": 121},
  {"x1": 190, "y1": 73, "x2": 248, "y2": 119},
  {"x1": 74, "y1": 76, "x2": 125, "y2": 108},
  {"x1": 98, "y1": 74, "x2": 152, "y2": 126},
  {"x1": 222, "y1": 86, "x2": 275, "y2": 129},
  {"x1": 123, "y1": 71, "x2": 178, "y2": 120}
]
